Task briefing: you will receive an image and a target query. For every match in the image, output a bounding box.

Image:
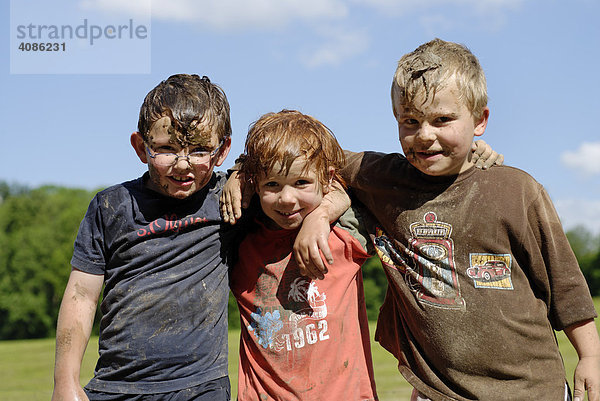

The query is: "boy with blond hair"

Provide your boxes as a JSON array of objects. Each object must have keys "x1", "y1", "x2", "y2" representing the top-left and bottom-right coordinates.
[
  {"x1": 230, "y1": 110, "x2": 377, "y2": 400},
  {"x1": 339, "y1": 39, "x2": 600, "y2": 401}
]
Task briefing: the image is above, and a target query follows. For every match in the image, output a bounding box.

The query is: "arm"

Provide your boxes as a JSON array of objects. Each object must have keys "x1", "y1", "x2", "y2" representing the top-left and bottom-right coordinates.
[
  {"x1": 564, "y1": 319, "x2": 600, "y2": 401},
  {"x1": 220, "y1": 170, "x2": 254, "y2": 225},
  {"x1": 220, "y1": 169, "x2": 350, "y2": 277},
  {"x1": 52, "y1": 268, "x2": 104, "y2": 401},
  {"x1": 293, "y1": 181, "x2": 351, "y2": 280}
]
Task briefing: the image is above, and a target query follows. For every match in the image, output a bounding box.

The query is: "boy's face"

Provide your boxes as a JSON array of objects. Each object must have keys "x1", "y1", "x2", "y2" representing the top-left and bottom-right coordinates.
[
  {"x1": 395, "y1": 79, "x2": 489, "y2": 176},
  {"x1": 256, "y1": 157, "x2": 330, "y2": 230},
  {"x1": 131, "y1": 116, "x2": 231, "y2": 199}
]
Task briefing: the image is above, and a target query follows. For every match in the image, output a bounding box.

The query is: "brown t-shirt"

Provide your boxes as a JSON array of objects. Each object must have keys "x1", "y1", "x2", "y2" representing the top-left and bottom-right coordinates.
[{"x1": 341, "y1": 151, "x2": 597, "y2": 401}]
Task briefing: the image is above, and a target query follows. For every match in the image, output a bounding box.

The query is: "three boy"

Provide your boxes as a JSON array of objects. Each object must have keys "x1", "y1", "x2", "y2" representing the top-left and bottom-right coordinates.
[{"x1": 55, "y1": 36, "x2": 600, "y2": 401}]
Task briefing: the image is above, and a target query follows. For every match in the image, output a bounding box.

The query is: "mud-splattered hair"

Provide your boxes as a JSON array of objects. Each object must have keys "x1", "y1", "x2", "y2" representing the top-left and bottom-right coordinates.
[
  {"x1": 240, "y1": 110, "x2": 345, "y2": 188},
  {"x1": 391, "y1": 38, "x2": 488, "y2": 121},
  {"x1": 137, "y1": 74, "x2": 231, "y2": 143}
]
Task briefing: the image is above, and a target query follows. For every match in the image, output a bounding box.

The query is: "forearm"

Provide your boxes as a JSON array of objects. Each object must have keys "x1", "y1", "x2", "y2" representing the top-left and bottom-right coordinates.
[
  {"x1": 314, "y1": 180, "x2": 351, "y2": 224},
  {"x1": 53, "y1": 269, "x2": 102, "y2": 396},
  {"x1": 564, "y1": 319, "x2": 600, "y2": 401},
  {"x1": 565, "y1": 319, "x2": 600, "y2": 359},
  {"x1": 292, "y1": 181, "x2": 350, "y2": 279},
  {"x1": 54, "y1": 306, "x2": 93, "y2": 387}
]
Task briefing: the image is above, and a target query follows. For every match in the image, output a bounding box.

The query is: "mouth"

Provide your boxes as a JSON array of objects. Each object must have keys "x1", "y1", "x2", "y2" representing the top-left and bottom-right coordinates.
[
  {"x1": 415, "y1": 149, "x2": 444, "y2": 159},
  {"x1": 170, "y1": 175, "x2": 194, "y2": 185},
  {"x1": 277, "y1": 210, "x2": 300, "y2": 217}
]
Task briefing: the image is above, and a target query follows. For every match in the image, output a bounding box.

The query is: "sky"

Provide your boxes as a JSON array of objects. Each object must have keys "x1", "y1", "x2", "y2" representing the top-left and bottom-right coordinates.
[{"x1": 2, "y1": 0, "x2": 600, "y2": 234}]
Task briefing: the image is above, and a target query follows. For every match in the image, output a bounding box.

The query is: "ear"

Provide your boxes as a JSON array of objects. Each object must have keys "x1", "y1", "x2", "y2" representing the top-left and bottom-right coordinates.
[
  {"x1": 323, "y1": 166, "x2": 336, "y2": 194},
  {"x1": 213, "y1": 137, "x2": 232, "y2": 167},
  {"x1": 473, "y1": 107, "x2": 490, "y2": 137},
  {"x1": 131, "y1": 132, "x2": 148, "y2": 164}
]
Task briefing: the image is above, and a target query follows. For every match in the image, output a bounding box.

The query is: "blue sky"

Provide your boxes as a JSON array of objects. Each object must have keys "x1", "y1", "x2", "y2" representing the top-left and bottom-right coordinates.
[{"x1": 2, "y1": 0, "x2": 599, "y2": 234}]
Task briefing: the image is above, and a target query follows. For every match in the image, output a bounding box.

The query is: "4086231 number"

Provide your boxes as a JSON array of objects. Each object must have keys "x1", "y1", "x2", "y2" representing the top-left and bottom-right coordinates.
[{"x1": 18, "y1": 42, "x2": 66, "y2": 51}]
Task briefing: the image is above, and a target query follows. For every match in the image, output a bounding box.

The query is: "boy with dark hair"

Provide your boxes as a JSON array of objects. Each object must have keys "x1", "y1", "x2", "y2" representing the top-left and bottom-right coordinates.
[
  {"x1": 52, "y1": 74, "x2": 234, "y2": 400},
  {"x1": 342, "y1": 39, "x2": 600, "y2": 401}
]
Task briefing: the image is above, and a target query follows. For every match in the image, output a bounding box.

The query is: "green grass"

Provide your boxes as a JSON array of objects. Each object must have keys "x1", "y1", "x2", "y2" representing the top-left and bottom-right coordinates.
[{"x1": 1, "y1": 300, "x2": 599, "y2": 401}]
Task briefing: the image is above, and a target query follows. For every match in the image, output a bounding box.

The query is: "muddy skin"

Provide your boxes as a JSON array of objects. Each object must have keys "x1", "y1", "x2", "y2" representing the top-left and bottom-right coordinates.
[
  {"x1": 146, "y1": 162, "x2": 170, "y2": 195},
  {"x1": 160, "y1": 115, "x2": 215, "y2": 149},
  {"x1": 161, "y1": 104, "x2": 216, "y2": 149},
  {"x1": 398, "y1": 51, "x2": 444, "y2": 108}
]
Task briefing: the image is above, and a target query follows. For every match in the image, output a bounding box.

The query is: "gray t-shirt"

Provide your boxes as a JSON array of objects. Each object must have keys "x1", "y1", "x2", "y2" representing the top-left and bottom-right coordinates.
[{"x1": 72, "y1": 172, "x2": 233, "y2": 394}]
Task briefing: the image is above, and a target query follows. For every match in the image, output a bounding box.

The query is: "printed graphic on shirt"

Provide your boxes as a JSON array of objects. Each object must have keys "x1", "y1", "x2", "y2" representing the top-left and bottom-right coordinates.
[
  {"x1": 248, "y1": 308, "x2": 284, "y2": 349},
  {"x1": 467, "y1": 253, "x2": 513, "y2": 290},
  {"x1": 249, "y1": 277, "x2": 330, "y2": 352},
  {"x1": 373, "y1": 212, "x2": 466, "y2": 310},
  {"x1": 136, "y1": 214, "x2": 208, "y2": 237}
]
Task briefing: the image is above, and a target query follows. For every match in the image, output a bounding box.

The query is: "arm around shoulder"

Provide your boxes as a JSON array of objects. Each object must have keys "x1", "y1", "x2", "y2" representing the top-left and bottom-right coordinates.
[
  {"x1": 565, "y1": 319, "x2": 600, "y2": 401},
  {"x1": 293, "y1": 180, "x2": 351, "y2": 279},
  {"x1": 52, "y1": 267, "x2": 104, "y2": 401}
]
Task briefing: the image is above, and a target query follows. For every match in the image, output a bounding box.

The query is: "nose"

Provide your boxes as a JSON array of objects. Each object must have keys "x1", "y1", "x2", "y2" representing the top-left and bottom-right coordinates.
[
  {"x1": 278, "y1": 186, "x2": 296, "y2": 205},
  {"x1": 415, "y1": 123, "x2": 437, "y2": 142},
  {"x1": 173, "y1": 154, "x2": 192, "y2": 169}
]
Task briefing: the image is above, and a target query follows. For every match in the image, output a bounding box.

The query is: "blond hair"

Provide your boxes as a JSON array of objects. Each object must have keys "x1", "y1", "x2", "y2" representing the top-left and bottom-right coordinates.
[{"x1": 391, "y1": 38, "x2": 487, "y2": 121}]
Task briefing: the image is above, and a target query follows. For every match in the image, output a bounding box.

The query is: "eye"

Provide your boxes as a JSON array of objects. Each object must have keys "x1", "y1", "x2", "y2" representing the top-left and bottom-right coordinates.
[
  {"x1": 189, "y1": 147, "x2": 210, "y2": 155},
  {"x1": 263, "y1": 181, "x2": 279, "y2": 188},
  {"x1": 402, "y1": 118, "x2": 419, "y2": 126},
  {"x1": 295, "y1": 179, "x2": 312, "y2": 187},
  {"x1": 436, "y1": 116, "x2": 453, "y2": 124},
  {"x1": 155, "y1": 145, "x2": 176, "y2": 154}
]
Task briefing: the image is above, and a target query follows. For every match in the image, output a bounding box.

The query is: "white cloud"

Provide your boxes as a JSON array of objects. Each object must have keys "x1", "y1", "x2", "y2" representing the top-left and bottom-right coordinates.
[
  {"x1": 560, "y1": 142, "x2": 600, "y2": 176},
  {"x1": 353, "y1": 0, "x2": 523, "y2": 31},
  {"x1": 79, "y1": 0, "x2": 348, "y2": 30},
  {"x1": 353, "y1": 0, "x2": 523, "y2": 14},
  {"x1": 79, "y1": 0, "x2": 151, "y2": 18},
  {"x1": 555, "y1": 199, "x2": 600, "y2": 235},
  {"x1": 302, "y1": 26, "x2": 369, "y2": 68}
]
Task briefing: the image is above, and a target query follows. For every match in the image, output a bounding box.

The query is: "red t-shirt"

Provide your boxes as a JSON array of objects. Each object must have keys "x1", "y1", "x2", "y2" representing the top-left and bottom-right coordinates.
[{"x1": 231, "y1": 222, "x2": 377, "y2": 401}]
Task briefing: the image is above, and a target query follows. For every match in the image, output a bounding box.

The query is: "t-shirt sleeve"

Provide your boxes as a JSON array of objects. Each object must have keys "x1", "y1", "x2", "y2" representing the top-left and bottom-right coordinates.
[
  {"x1": 524, "y1": 186, "x2": 597, "y2": 330},
  {"x1": 335, "y1": 204, "x2": 375, "y2": 256},
  {"x1": 70, "y1": 194, "x2": 107, "y2": 275},
  {"x1": 341, "y1": 150, "x2": 364, "y2": 188}
]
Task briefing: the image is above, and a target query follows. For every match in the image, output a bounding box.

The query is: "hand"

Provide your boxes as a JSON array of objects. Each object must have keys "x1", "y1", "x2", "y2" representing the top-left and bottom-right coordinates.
[
  {"x1": 220, "y1": 171, "x2": 253, "y2": 224},
  {"x1": 293, "y1": 209, "x2": 333, "y2": 280},
  {"x1": 573, "y1": 355, "x2": 600, "y2": 401},
  {"x1": 471, "y1": 139, "x2": 504, "y2": 169}
]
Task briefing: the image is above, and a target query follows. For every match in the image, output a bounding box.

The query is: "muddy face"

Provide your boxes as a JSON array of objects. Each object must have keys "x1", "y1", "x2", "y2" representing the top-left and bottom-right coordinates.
[
  {"x1": 166, "y1": 119, "x2": 214, "y2": 149},
  {"x1": 143, "y1": 116, "x2": 225, "y2": 199}
]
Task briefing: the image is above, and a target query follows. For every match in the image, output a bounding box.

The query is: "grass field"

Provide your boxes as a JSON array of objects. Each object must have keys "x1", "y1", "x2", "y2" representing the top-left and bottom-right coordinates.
[{"x1": 1, "y1": 306, "x2": 599, "y2": 400}]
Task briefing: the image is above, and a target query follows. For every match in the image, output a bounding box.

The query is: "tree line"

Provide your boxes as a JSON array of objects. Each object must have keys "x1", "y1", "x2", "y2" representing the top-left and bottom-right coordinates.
[{"x1": 0, "y1": 181, "x2": 598, "y2": 340}]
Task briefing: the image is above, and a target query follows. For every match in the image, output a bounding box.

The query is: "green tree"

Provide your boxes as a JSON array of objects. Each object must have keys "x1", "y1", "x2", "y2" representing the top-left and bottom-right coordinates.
[
  {"x1": 362, "y1": 256, "x2": 387, "y2": 321},
  {"x1": 566, "y1": 226, "x2": 600, "y2": 296},
  {"x1": 228, "y1": 291, "x2": 241, "y2": 329},
  {"x1": 0, "y1": 184, "x2": 95, "y2": 339}
]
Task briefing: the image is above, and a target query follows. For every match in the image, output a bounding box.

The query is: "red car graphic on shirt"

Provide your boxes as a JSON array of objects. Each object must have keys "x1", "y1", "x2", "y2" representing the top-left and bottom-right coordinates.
[{"x1": 466, "y1": 260, "x2": 510, "y2": 282}]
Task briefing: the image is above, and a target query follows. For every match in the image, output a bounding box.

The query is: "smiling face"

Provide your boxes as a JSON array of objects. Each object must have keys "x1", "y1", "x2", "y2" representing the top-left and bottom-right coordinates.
[
  {"x1": 131, "y1": 116, "x2": 230, "y2": 199},
  {"x1": 256, "y1": 157, "x2": 329, "y2": 230},
  {"x1": 395, "y1": 79, "x2": 489, "y2": 176}
]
